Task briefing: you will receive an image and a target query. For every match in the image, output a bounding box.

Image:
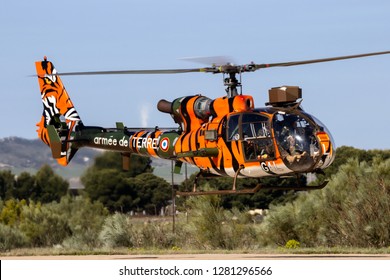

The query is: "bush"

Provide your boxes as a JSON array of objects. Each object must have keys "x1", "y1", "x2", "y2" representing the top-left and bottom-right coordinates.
[
  {"x1": 184, "y1": 195, "x2": 258, "y2": 250},
  {"x1": 186, "y1": 195, "x2": 226, "y2": 249},
  {"x1": 0, "y1": 223, "x2": 28, "y2": 251},
  {"x1": 141, "y1": 221, "x2": 176, "y2": 249},
  {"x1": 19, "y1": 201, "x2": 71, "y2": 247},
  {"x1": 0, "y1": 199, "x2": 27, "y2": 226},
  {"x1": 259, "y1": 158, "x2": 390, "y2": 248},
  {"x1": 99, "y1": 213, "x2": 176, "y2": 249},
  {"x1": 53, "y1": 196, "x2": 108, "y2": 249},
  {"x1": 99, "y1": 213, "x2": 137, "y2": 248},
  {"x1": 285, "y1": 239, "x2": 300, "y2": 249}
]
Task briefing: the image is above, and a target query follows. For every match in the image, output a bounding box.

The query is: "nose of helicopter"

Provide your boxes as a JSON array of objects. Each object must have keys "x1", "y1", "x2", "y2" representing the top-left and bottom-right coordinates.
[
  {"x1": 272, "y1": 111, "x2": 335, "y2": 173},
  {"x1": 315, "y1": 130, "x2": 336, "y2": 170}
]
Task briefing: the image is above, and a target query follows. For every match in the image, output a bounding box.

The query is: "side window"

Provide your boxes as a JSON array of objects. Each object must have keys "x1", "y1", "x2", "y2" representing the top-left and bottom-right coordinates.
[
  {"x1": 244, "y1": 138, "x2": 275, "y2": 161},
  {"x1": 241, "y1": 113, "x2": 270, "y2": 139},
  {"x1": 227, "y1": 114, "x2": 240, "y2": 141},
  {"x1": 241, "y1": 113, "x2": 275, "y2": 161}
]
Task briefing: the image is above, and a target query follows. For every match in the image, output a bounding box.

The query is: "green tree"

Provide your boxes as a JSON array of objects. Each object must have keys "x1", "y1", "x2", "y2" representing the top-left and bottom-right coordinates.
[
  {"x1": 83, "y1": 168, "x2": 137, "y2": 212},
  {"x1": 83, "y1": 169, "x2": 171, "y2": 214},
  {"x1": 1, "y1": 167, "x2": 68, "y2": 203},
  {"x1": 34, "y1": 165, "x2": 69, "y2": 203},
  {"x1": 0, "y1": 170, "x2": 15, "y2": 200},
  {"x1": 14, "y1": 172, "x2": 36, "y2": 200},
  {"x1": 321, "y1": 146, "x2": 390, "y2": 179},
  {"x1": 93, "y1": 152, "x2": 153, "y2": 176},
  {"x1": 82, "y1": 152, "x2": 170, "y2": 213},
  {"x1": 134, "y1": 173, "x2": 171, "y2": 215}
]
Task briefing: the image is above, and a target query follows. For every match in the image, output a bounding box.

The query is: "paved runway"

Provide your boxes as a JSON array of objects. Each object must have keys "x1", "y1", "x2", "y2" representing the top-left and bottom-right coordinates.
[{"x1": 2, "y1": 253, "x2": 390, "y2": 260}]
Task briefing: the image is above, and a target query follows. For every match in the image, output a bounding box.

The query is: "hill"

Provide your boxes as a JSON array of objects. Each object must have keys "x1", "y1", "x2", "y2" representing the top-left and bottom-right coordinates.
[{"x1": 0, "y1": 137, "x2": 99, "y2": 188}]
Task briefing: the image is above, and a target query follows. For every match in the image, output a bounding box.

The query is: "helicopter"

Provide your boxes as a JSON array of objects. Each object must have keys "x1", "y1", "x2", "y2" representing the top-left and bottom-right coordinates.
[{"x1": 35, "y1": 51, "x2": 390, "y2": 195}]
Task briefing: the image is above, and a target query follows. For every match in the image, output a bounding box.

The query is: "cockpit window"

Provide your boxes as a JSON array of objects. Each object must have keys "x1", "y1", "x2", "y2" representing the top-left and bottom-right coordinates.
[
  {"x1": 227, "y1": 113, "x2": 275, "y2": 161},
  {"x1": 227, "y1": 114, "x2": 240, "y2": 140},
  {"x1": 227, "y1": 113, "x2": 270, "y2": 141},
  {"x1": 272, "y1": 111, "x2": 321, "y2": 171},
  {"x1": 242, "y1": 113, "x2": 270, "y2": 139}
]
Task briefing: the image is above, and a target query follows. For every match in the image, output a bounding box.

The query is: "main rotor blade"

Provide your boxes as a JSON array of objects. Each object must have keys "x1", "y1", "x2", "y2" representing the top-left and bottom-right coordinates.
[
  {"x1": 56, "y1": 50, "x2": 390, "y2": 76},
  {"x1": 254, "y1": 50, "x2": 390, "y2": 69},
  {"x1": 179, "y1": 55, "x2": 236, "y2": 66},
  {"x1": 58, "y1": 67, "x2": 214, "y2": 76}
]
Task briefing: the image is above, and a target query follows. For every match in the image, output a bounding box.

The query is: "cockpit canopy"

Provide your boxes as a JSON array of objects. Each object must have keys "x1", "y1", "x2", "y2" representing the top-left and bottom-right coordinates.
[{"x1": 226, "y1": 109, "x2": 335, "y2": 173}]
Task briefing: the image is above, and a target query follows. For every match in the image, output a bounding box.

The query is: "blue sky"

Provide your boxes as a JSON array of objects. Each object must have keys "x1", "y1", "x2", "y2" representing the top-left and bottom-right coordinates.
[{"x1": 0, "y1": 0, "x2": 389, "y2": 149}]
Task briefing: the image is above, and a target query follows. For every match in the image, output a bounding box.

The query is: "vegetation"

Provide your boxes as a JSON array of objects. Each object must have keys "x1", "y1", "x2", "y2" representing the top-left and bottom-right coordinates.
[
  {"x1": 258, "y1": 157, "x2": 390, "y2": 248},
  {"x1": 0, "y1": 146, "x2": 390, "y2": 254},
  {"x1": 81, "y1": 152, "x2": 171, "y2": 213},
  {"x1": 0, "y1": 165, "x2": 68, "y2": 203}
]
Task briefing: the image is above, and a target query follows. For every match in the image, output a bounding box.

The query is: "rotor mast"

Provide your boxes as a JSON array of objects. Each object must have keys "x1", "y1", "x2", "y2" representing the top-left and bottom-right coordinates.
[
  {"x1": 219, "y1": 63, "x2": 245, "y2": 98},
  {"x1": 224, "y1": 72, "x2": 241, "y2": 97}
]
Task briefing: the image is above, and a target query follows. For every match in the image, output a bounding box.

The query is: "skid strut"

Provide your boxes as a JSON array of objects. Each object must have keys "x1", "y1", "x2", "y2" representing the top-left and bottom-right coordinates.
[{"x1": 176, "y1": 171, "x2": 328, "y2": 197}]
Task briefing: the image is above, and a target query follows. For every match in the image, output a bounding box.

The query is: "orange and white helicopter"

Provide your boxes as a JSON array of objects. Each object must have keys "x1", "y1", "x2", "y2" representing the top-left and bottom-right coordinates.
[{"x1": 35, "y1": 51, "x2": 390, "y2": 195}]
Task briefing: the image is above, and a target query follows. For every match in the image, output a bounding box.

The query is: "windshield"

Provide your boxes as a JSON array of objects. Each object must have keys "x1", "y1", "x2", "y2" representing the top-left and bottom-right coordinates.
[{"x1": 272, "y1": 111, "x2": 321, "y2": 171}]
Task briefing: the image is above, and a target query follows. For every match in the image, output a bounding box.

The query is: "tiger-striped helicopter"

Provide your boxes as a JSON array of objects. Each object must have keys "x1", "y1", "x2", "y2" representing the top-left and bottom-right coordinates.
[{"x1": 35, "y1": 51, "x2": 390, "y2": 195}]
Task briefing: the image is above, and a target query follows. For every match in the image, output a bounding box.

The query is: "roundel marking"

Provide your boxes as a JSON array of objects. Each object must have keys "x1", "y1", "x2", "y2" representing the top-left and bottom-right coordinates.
[{"x1": 160, "y1": 137, "x2": 170, "y2": 152}]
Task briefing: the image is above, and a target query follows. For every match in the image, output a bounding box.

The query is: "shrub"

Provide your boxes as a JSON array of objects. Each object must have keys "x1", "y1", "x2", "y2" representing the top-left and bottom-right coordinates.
[
  {"x1": 184, "y1": 195, "x2": 259, "y2": 250},
  {"x1": 0, "y1": 223, "x2": 27, "y2": 251},
  {"x1": 99, "y1": 213, "x2": 137, "y2": 248},
  {"x1": 53, "y1": 196, "x2": 108, "y2": 249},
  {"x1": 259, "y1": 158, "x2": 390, "y2": 248},
  {"x1": 140, "y1": 221, "x2": 175, "y2": 249},
  {"x1": 285, "y1": 239, "x2": 300, "y2": 249},
  {"x1": 19, "y1": 201, "x2": 71, "y2": 247},
  {"x1": 185, "y1": 195, "x2": 226, "y2": 249},
  {"x1": 0, "y1": 199, "x2": 27, "y2": 226}
]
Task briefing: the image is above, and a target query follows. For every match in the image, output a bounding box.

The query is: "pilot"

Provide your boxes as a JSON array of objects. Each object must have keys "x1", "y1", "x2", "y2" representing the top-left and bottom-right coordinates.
[
  {"x1": 281, "y1": 125, "x2": 306, "y2": 163},
  {"x1": 245, "y1": 140, "x2": 256, "y2": 160},
  {"x1": 245, "y1": 139, "x2": 274, "y2": 160}
]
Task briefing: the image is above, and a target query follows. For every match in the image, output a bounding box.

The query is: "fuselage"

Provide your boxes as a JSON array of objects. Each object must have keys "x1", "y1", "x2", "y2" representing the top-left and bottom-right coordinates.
[{"x1": 72, "y1": 105, "x2": 335, "y2": 178}]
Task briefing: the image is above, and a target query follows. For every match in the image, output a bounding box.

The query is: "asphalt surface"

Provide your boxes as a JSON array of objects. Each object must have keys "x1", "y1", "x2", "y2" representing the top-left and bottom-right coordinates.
[{"x1": 2, "y1": 253, "x2": 390, "y2": 260}]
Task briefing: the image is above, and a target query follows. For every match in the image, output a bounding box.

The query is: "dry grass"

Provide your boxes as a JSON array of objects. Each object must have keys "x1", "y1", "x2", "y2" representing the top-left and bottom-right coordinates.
[{"x1": 2, "y1": 246, "x2": 390, "y2": 258}]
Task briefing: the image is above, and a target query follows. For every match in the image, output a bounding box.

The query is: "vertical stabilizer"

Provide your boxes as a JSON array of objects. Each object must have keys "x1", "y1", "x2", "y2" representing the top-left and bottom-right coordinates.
[{"x1": 35, "y1": 57, "x2": 81, "y2": 166}]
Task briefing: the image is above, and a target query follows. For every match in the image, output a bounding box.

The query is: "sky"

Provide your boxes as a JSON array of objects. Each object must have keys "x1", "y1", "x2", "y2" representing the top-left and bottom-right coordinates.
[{"x1": 0, "y1": 0, "x2": 389, "y2": 150}]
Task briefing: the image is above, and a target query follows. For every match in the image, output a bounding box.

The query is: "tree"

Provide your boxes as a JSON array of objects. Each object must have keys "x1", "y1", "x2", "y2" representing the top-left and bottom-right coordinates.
[
  {"x1": 34, "y1": 165, "x2": 69, "y2": 203},
  {"x1": 1, "y1": 167, "x2": 68, "y2": 203},
  {"x1": 82, "y1": 168, "x2": 137, "y2": 212},
  {"x1": 134, "y1": 173, "x2": 171, "y2": 215},
  {"x1": 314, "y1": 146, "x2": 390, "y2": 184},
  {"x1": 81, "y1": 152, "x2": 170, "y2": 213},
  {"x1": 0, "y1": 170, "x2": 15, "y2": 200},
  {"x1": 92, "y1": 152, "x2": 153, "y2": 176},
  {"x1": 14, "y1": 172, "x2": 35, "y2": 200}
]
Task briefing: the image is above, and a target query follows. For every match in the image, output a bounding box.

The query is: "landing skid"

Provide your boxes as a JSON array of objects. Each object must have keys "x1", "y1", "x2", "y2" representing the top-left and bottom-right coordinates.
[
  {"x1": 176, "y1": 184, "x2": 262, "y2": 196},
  {"x1": 175, "y1": 180, "x2": 328, "y2": 197}
]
